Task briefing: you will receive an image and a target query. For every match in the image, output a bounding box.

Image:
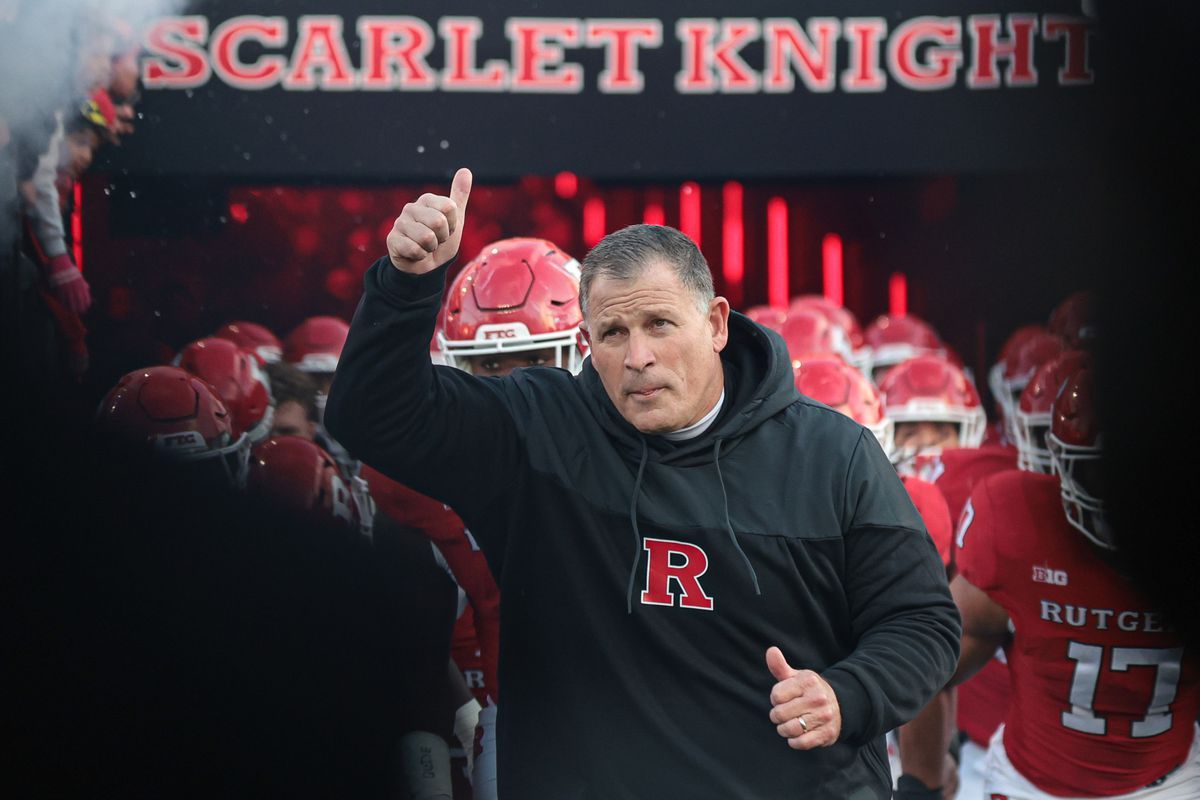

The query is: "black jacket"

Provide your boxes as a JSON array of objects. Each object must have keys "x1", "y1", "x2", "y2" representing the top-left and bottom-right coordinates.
[{"x1": 325, "y1": 258, "x2": 961, "y2": 800}]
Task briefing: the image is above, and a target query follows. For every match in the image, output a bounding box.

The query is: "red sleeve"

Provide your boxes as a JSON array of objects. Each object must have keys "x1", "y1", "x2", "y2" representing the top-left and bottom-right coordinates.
[
  {"x1": 902, "y1": 476, "x2": 953, "y2": 570},
  {"x1": 361, "y1": 464, "x2": 466, "y2": 547},
  {"x1": 953, "y1": 479, "x2": 1002, "y2": 594}
]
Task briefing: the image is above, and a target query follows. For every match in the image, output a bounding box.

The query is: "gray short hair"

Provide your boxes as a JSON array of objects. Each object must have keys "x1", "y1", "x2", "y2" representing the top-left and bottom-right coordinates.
[{"x1": 579, "y1": 224, "x2": 715, "y2": 318}]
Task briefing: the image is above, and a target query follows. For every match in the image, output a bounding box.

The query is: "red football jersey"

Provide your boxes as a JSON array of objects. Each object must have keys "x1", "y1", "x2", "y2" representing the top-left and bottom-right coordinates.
[
  {"x1": 902, "y1": 475, "x2": 952, "y2": 570},
  {"x1": 957, "y1": 470, "x2": 1199, "y2": 796},
  {"x1": 918, "y1": 446, "x2": 1017, "y2": 746},
  {"x1": 363, "y1": 466, "x2": 501, "y2": 704},
  {"x1": 917, "y1": 445, "x2": 1018, "y2": 525}
]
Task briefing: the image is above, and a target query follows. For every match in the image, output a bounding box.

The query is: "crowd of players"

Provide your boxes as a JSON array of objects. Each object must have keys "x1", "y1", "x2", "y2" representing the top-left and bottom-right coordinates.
[{"x1": 88, "y1": 229, "x2": 1199, "y2": 799}]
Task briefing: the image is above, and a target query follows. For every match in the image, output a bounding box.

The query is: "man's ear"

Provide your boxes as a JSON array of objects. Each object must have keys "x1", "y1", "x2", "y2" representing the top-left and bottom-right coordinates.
[
  {"x1": 709, "y1": 297, "x2": 731, "y2": 353},
  {"x1": 579, "y1": 321, "x2": 591, "y2": 346}
]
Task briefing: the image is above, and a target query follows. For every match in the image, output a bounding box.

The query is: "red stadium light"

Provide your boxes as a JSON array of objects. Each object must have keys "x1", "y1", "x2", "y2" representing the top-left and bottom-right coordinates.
[
  {"x1": 583, "y1": 196, "x2": 606, "y2": 246},
  {"x1": 643, "y1": 201, "x2": 665, "y2": 226},
  {"x1": 767, "y1": 197, "x2": 789, "y2": 309},
  {"x1": 680, "y1": 181, "x2": 701, "y2": 246},
  {"x1": 72, "y1": 182, "x2": 83, "y2": 272},
  {"x1": 554, "y1": 171, "x2": 578, "y2": 199},
  {"x1": 822, "y1": 233, "x2": 843, "y2": 307},
  {"x1": 889, "y1": 271, "x2": 908, "y2": 316},
  {"x1": 229, "y1": 202, "x2": 250, "y2": 224},
  {"x1": 722, "y1": 181, "x2": 744, "y2": 309}
]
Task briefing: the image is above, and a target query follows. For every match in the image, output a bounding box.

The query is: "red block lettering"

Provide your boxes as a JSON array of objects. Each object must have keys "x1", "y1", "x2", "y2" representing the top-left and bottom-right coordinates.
[
  {"x1": 285, "y1": 16, "x2": 356, "y2": 90},
  {"x1": 211, "y1": 16, "x2": 287, "y2": 90},
  {"x1": 841, "y1": 17, "x2": 888, "y2": 92},
  {"x1": 641, "y1": 538, "x2": 715, "y2": 611},
  {"x1": 358, "y1": 16, "x2": 435, "y2": 90},
  {"x1": 888, "y1": 16, "x2": 962, "y2": 91},
  {"x1": 1043, "y1": 15, "x2": 1094, "y2": 86},
  {"x1": 585, "y1": 19, "x2": 662, "y2": 94},
  {"x1": 142, "y1": 16, "x2": 211, "y2": 89},
  {"x1": 676, "y1": 18, "x2": 760, "y2": 94},
  {"x1": 763, "y1": 17, "x2": 839, "y2": 93},
  {"x1": 967, "y1": 14, "x2": 1038, "y2": 89},
  {"x1": 507, "y1": 18, "x2": 583, "y2": 93},
  {"x1": 440, "y1": 17, "x2": 508, "y2": 91}
]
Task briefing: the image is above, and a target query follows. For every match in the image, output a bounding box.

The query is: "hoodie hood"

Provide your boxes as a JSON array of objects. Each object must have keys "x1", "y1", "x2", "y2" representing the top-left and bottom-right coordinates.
[{"x1": 577, "y1": 311, "x2": 799, "y2": 610}]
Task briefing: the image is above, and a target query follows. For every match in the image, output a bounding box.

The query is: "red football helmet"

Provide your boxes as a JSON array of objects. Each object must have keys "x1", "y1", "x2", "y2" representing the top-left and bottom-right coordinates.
[
  {"x1": 284, "y1": 316, "x2": 350, "y2": 374},
  {"x1": 213, "y1": 320, "x2": 283, "y2": 366},
  {"x1": 793, "y1": 356, "x2": 893, "y2": 454},
  {"x1": 1014, "y1": 349, "x2": 1090, "y2": 474},
  {"x1": 988, "y1": 331, "x2": 1069, "y2": 441},
  {"x1": 438, "y1": 237, "x2": 586, "y2": 374},
  {"x1": 780, "y1": 308, "x2": 853, "y2": 366},
  {"x1": 1048, "y1": 290, "x2": 1097, "y2": 349},
  {"x1": 95, "y1": 365, "x2": 250, "y2": 487},
  {"x1": 863, "y1": 313, "x2": 945, "y2": 383},
  {"x1": 879, "y1": 354, "x2": 987, "y2": 461},
  {"x1": 788, "y1": 294, "x2": 865, "y2": 349},
  {"x1": 1046, "y1": 366, "x2": 1110, "y2": 549},
  {"x1": 247, "y1": 436, "x2": 372, "y2": 538},
  {"x1": 744, "y1": 305, "x2": 787, "y2": 333},
  {"x1": 177, "y1": 337, "x2": 274, "y2": 444}
]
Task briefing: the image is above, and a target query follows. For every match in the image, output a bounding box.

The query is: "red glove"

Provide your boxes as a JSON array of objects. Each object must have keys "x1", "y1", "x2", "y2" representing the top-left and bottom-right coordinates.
[{"x1": 45, "y1": 253, "x2": 92, "y2": 315}]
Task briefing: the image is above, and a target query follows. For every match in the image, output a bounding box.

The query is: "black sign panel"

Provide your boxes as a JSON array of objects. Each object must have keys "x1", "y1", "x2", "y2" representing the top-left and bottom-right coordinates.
[{"x1": 107, "y1": 1, "x2": 1105, "y2": 181}]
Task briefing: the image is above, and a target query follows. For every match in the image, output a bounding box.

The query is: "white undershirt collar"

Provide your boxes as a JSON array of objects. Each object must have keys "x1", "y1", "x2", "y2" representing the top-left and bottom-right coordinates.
[{"x1": 661, "y1": 390, "x2": 726, "y2": 442}]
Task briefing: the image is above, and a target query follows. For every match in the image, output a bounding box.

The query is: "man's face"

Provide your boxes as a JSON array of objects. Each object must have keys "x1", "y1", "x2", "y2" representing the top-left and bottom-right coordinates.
[
  {"x1": 271, "y1": 400, "x2": 316, "y2": 441},
  {"x1": 466, "y1": 347, "x2": 557, "y2": 377},
  {"x1": 583, "y1": 260, "x2": 729, "y2": 434},
  {"x1": 894, "y1": 421, "x2": 960, "y2": 453}
]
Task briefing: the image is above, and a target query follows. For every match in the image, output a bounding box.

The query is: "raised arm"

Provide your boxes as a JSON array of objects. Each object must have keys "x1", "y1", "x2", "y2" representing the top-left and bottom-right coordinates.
[{"x1": 323, "y1": 169, "x2": 524, "y2": 517}]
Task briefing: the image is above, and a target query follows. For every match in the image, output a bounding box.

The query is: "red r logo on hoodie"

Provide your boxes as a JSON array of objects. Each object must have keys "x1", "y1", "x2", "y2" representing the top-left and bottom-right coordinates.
[{"x1": 640, "y1": 538, "x2": 714, "y2": 611}]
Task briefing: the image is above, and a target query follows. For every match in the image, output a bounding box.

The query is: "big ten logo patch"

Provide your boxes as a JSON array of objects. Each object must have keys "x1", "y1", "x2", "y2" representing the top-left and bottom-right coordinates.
[
  {"x1": 640, "y1": 538, "x2": 714, "y2": 611},
  {"x1": 1032, "y1": 565, "x2": 1069, "y2": 586}
]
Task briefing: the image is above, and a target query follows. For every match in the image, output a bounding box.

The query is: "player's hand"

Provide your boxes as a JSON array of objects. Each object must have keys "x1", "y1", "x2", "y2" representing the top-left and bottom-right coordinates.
[
  {"x1": 766, "y1": 646, "x2": 842, "y2": 749},
  {"x1": 46, "y1": 252, "x2": 92, "y2": 314},
  {"x1": 386, "y1": 167, "x2": 472, "y2": 275}
]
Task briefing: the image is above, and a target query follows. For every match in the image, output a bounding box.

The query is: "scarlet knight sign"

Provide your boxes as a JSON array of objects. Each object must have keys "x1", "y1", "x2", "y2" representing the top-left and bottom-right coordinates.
[{"x1": 111, "y1": 1, "x2": 1104, "y2": 180}]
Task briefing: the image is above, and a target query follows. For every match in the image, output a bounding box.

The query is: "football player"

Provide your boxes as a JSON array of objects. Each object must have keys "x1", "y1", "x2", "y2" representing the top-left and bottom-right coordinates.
[
  {"x1": 213, "y1": 320, "x2": 284, "y2": 366},
  {"x1": 364, "y1": 236, "x2": 587, "y2": 800},
  {"x1": 1012, "y1": 350, "x2": 1091, "y2": 475},
  {"x1": 247, "y1": 435, "x2": 464, "y2": 800},
  {"x1": 283, "y1": 315, "x2": 353, "y2": 473},
  {"x1": 949, "y1": 367, "x2": 1199, "y2": 798},
  {"x1": 880, "y1": 352, "x2": 1016, "y2": 797},
  {"x1": 175, "y1": 337, "x2": 275, "y2": 445},
  {"x1": 94, "y1": 365, "x2": 251, "y2": 490},
  {"x1": 863, "y1": 312, "x2": 945, "y2": 384},
  {"x1": 788, "y1": 294, "x2": 869, "y2": 373},
  {"x1": 263, "y1": 361, "x2": 320, "y2": 442},
  {"x1": 779, "y1": 307, "x2": 854, "y2": 368},
  {"x1": 793, "y1": 356, "x2": 960, "y2": 798},
  {"x1": 987, "y1": 330, "x2": 1068, "y2": 448}
]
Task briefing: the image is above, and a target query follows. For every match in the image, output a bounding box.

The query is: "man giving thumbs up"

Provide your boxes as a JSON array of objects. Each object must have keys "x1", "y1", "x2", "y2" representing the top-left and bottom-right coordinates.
[{"x1": 325, "y1": 168, "x2": 960, "y2": 800}]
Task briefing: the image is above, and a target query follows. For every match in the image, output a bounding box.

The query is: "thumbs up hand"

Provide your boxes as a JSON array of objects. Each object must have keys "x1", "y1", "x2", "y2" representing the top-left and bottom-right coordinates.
[
  {"x1": 765, "y1": 646, "x2": 842, "y2": 750},
  {"x1": 387, "y1": 167, "x2": 473, "y2": 275}
]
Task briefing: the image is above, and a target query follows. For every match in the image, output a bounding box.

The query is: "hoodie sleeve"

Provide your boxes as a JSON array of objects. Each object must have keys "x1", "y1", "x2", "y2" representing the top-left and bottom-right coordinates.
[
  {"x1": 323, "y1": 257, "x2": 522, "y2": 520},
  {"x1": 820, "y1": 430, "x2": 962, "y2": 746}
]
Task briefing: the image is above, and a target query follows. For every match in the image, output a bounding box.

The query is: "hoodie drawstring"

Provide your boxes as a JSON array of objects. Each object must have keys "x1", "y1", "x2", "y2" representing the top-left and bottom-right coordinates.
[
  {"x1": 625, "y1": 437, "x2": 650, "y2": 614},
  {"x1": 713, "y1": 438, "x2": 761, "y2": 596},
  {"x1": 625, "y1": 437, "x2": 761, "y2": 614}
]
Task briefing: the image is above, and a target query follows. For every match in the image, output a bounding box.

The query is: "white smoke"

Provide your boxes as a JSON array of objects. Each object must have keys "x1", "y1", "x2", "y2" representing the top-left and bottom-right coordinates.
[{"x1": 0, "y1": 0, "x2": 189, "y2": 159}]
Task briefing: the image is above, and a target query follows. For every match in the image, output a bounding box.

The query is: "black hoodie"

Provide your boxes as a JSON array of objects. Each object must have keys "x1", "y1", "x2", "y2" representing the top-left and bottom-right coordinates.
[{"x1": 325, "y1": 258, "x2": 961, "y2": 800}]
